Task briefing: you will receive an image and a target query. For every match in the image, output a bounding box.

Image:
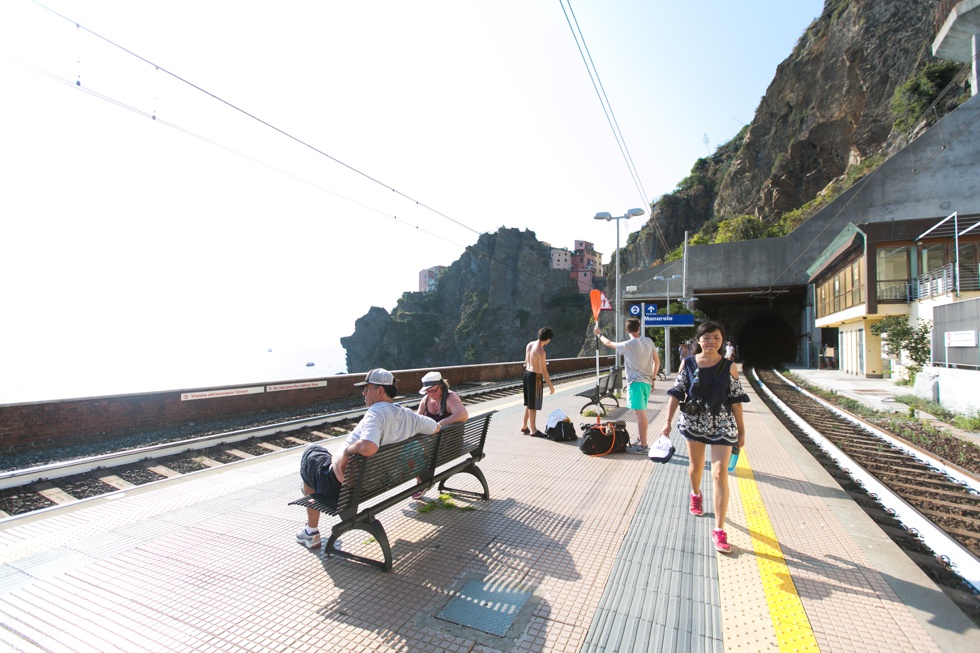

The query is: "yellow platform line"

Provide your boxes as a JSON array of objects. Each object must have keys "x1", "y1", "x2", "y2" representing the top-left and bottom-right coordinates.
[{"x1": 735, "y1": 451, "x2": 820, "y2": 652}]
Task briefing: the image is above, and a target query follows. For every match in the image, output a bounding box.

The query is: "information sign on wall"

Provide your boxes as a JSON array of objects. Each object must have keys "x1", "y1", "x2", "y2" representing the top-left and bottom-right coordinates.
[
  {"x1": 181, "y1": 386, "x2": 265, "y2": 401},
  {"x1": 267, "y1": 381, "x2": 328, "y2": 392},
  {"x1": 945, "y1": 330, "x2": 977, "y2": 347}
]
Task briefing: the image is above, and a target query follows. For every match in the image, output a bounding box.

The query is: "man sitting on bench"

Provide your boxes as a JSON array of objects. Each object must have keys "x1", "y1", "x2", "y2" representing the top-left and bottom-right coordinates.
[{"x1": 296, "y1": 368, "x2": 440, "y2": 549}]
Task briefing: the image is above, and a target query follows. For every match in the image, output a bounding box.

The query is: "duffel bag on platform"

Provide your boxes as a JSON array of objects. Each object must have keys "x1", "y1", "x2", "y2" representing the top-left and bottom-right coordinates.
[
  {"x1": 579, "y1": 420, "x2": 629, "y2": 456},
  {"x1": 547, "y1": 420, "x2": 577, "y2": 442}
]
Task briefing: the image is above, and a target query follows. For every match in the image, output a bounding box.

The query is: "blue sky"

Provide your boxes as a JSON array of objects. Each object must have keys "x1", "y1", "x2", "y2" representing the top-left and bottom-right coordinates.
[{"x1": 0, "y1": 0, "x2": 822, "y2": 399}]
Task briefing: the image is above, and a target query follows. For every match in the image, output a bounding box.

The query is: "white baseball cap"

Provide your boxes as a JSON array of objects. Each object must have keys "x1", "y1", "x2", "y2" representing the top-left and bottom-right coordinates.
[
  {"x1": 419, "y1": 371, "x2": 444, "y2": 394},
  {"x1": 648, "y1": 435, "x2": 676, "y2": 464},
  {"x1": 353, "y1": 368, "x2": 395, "y2": 386}
]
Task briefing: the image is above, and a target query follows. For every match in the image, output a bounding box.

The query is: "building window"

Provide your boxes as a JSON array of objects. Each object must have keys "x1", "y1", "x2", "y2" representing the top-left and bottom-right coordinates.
[
  {"x1": 921, "y1": 243, "x2": 946, "y2": 274},
  {"x1": 816, "y1": 257, "x2": 864, "y2": 318},
  {"x1": 876, "y1": 245, "x2": 909, "y2": 302},
  {"x1": 958, "y1": 241, "x2": 979, "y2": 291}
]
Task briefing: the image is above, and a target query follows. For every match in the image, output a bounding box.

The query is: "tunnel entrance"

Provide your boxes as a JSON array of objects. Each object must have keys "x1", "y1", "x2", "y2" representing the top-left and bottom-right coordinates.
[{"x1": 737, "y1": 314, "x2": 797, "y2": 365}]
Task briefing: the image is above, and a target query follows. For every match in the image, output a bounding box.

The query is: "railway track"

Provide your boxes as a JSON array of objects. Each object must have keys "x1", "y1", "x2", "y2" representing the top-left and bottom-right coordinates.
[
  {"x1": 749, "y1": 365, "x2": 980, "y2": 623},
  {"x1": 0, "y1": 369, "x2": 595, "y2": 519}
]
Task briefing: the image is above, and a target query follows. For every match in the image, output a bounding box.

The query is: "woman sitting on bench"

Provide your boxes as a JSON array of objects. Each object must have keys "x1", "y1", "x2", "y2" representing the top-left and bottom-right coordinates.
[{"x1": 415, "y1": 371, "x2": 468, "y2": 498}]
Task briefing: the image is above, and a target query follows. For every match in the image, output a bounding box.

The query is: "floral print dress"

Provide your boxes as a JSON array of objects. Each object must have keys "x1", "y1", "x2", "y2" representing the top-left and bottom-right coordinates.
[{"x1": 667, "y1": 356, "x2": 749, "y2": 446}]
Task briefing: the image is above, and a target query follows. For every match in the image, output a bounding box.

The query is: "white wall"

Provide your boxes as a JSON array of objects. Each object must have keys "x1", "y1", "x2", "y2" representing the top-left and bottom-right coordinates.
[{"x1": 914, "y1": 366, "x2": 980, "y2": 414}]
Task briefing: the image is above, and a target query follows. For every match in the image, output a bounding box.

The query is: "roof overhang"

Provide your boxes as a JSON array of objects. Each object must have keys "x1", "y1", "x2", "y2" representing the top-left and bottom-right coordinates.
[{"x1": 806, "y1": 223, "x2": 865, "y2": 283}]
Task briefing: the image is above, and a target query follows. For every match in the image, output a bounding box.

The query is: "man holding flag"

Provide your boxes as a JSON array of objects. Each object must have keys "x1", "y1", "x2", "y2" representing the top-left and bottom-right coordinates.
[{"x1": 594, "y1": 317, "x2": 660, "y2": 454}]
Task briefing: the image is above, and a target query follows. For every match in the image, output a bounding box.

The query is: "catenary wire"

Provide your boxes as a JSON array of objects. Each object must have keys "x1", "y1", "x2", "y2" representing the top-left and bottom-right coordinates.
[
  {"x1": 29, "y1": 0, "x2": 481, "y2": 238},
  {"x1": 6, "y1": 55, "x2": 472, "y2": 253},
  {"x1": 558, "y1": 0, "x2": 670, "y2": 255},
  {"x1": 18, "y1": 1, "x2": 573, "y2": 287},
  {"x1": 9, "y1": 54, "x2": 570, "y2": 289}
]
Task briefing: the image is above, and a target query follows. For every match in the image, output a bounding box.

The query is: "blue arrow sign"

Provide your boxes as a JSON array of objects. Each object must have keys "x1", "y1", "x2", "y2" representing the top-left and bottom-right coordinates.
[
  {"x1": 646, "y1": 314, "x2": 695, "y2": 326},
  {"x1": 644, "y1": 304, "x2": 658, "y2": 316}
]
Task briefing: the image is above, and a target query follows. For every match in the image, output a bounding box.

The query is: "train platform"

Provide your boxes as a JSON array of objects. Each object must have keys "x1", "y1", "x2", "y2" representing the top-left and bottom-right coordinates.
[
  {"x1": 1, "y1": 369, "x2": 978, "y2": 652},
  {"x1": 786, "y1": 365, "x2": 909, "y2": 413}
]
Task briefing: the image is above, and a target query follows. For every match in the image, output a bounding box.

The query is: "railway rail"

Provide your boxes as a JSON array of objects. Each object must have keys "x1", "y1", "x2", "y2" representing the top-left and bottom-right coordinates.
[
  {"x1": 749, "y1": 365, "x2": 980, "y2": 623},
  {"x1": 0, "y1": 369, "x2": 597, "y2": 518}
]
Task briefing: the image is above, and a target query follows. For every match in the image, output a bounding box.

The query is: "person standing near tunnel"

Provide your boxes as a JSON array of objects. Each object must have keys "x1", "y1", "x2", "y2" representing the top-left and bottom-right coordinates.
[{"x1": 661, "y1": 321, "x2": 749, "y2": 553}]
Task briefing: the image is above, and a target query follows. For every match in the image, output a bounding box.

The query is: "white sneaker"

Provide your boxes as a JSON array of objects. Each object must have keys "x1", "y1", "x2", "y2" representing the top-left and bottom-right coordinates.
[{"x1": 296, "y1": 528, "x2": 321, "y2": 549}]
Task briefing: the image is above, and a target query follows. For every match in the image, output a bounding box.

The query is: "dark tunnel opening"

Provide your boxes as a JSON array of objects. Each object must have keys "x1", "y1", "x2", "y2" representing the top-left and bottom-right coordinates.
[{"x1": 736, "y1": 314, "x2": 797, "y2": 365}]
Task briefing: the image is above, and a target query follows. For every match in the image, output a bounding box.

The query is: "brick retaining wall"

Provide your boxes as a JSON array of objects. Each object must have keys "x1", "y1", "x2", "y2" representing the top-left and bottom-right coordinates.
[{"x1": 0, "y1": 357, "x2": 613, "y2": 455}]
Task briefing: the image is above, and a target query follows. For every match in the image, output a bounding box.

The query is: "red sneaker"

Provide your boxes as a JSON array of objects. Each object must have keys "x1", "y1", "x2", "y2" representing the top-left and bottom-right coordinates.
[
  {"x1": 712, "y1": 529, "x2": 732, "y2": 553},
  {"x1": 689, "y1": 492, "x2": 703, "y2": 516}
]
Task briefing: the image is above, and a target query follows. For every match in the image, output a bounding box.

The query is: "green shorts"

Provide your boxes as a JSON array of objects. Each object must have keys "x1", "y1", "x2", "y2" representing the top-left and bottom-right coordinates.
[{"x1": 627, "y1": 382, "x2": 651, "y2": 410}]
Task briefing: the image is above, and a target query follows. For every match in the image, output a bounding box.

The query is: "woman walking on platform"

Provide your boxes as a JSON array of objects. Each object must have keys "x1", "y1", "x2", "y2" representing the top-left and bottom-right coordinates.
[{"x1": 661, "y1": 321, "x2": 749, "y2": 553}]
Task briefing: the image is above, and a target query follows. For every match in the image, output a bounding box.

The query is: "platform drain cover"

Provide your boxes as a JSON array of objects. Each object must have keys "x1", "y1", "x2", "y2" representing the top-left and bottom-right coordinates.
[{"x1": 436, "y1": 580, "x2": 532, "y2": 636}]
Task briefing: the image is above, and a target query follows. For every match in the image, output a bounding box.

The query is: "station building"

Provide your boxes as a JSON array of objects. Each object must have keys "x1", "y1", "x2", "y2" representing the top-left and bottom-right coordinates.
[
  {"x1": 620, "y1": 88, "x2": 980, "y2": 407},
  {"x1": 807, "y1": 215, "x2": 980, "y2": 379}
]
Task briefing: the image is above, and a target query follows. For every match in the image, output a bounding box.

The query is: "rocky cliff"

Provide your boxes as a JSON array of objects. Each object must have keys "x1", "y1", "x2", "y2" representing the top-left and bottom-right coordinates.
[
  {"x1": 342, "y1": 228, "x2": 591, "y2": 373},
  {"x1": 621, "y1": 0, "x2": 968, "y2": 271}
]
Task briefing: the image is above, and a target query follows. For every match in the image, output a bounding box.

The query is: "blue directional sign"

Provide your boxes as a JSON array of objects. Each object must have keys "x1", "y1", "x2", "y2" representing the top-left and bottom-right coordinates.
[
  {"x1": 642, "y1": 304, "x2": 659, "y2": 326},
  {"x1": 630, "y1": 303, "x2": 660, "y2": 325},
  {"x1": 646, "y1": 314, "x2": 695, "y2": 326}
]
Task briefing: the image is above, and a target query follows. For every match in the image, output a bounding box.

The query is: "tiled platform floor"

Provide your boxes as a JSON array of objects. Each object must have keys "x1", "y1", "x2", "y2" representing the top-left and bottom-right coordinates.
[{"x1": 0, "y1": 370, "x2": 977, "y2": 652}]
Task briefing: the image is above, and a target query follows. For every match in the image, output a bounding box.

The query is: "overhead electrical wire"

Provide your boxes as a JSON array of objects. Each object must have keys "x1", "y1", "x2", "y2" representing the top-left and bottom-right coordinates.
[
  {"x1": 20, "y1": 0, "x2": 575, "y2": 287},
  {"x1": 29, "y1": 0, "x2": 481, "y2": 238},
  {"x1": 558, "y1": 0, "x2": 670, "y2": 255},
  {"x1": 7, "y1": 56, "x2": 473, "y2": 253}
]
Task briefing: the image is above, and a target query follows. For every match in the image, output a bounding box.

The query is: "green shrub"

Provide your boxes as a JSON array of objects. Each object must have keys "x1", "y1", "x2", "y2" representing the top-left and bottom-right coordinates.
[{"x1": 891, "y1": 61, "x2": 961, "y2": 134}]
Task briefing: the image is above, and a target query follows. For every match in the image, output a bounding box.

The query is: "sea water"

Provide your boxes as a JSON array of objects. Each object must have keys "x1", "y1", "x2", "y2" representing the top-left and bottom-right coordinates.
[{"x1": 0, "y1": 343, "x2": 349, "y2": 405}]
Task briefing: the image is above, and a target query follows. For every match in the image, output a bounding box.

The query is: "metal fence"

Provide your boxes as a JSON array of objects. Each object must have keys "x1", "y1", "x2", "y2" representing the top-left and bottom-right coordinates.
[
  {"x1": 932, "y1": 297, "x2": 980, "y2": 369},
  {"x1": 911, "y1": 263, "x2": 980, "y2": 300}
]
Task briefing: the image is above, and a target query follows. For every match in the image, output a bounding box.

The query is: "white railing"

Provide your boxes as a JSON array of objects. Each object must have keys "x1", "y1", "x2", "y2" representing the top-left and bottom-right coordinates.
[{"x1": 913, "y1": 264, "x2": 954, "y2": 299}]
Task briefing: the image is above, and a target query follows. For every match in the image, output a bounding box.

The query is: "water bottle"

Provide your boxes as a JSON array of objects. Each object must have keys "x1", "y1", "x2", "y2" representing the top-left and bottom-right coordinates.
[{"x1": 728, "y1": 446, "x2": 740, "y2": 472}]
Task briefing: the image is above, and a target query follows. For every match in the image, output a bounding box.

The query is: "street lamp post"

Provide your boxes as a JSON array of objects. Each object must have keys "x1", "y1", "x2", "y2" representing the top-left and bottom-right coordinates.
[
  {"x1": 595, "y1": 208, "x2": 645, "y2": 369},
  {"x1": 654, "y1": 274, "x2": 683, "y2": 374}
]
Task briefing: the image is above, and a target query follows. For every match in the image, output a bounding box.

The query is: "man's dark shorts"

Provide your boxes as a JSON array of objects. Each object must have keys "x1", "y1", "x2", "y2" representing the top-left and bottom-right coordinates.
[
  {"x1": 523, "y1": 370, "x2": 543, "y2": 411},
  {"x1": 300, "y1": 445, "x2": 343, "y2": 498}
]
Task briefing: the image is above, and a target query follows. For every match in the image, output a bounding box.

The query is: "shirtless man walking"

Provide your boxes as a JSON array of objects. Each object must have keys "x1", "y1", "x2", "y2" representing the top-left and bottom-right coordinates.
[{"x1": 520, "y1": 327, "x2": 555, "y2": 436}]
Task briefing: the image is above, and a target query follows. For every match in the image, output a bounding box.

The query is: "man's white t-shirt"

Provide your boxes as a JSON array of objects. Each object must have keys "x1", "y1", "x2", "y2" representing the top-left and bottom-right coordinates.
[
  {"x1": 616, "y1": 336, "x2": 656, "y2": 386},
  {"x1": 346, "y1": 401, "x2": 439, "y2": 448}
]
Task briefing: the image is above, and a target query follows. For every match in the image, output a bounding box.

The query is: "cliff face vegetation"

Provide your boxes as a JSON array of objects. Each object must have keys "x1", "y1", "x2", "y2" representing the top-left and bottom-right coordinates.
[{"x1": 342, "y1": 228, "x2": 591, "y2": 373}]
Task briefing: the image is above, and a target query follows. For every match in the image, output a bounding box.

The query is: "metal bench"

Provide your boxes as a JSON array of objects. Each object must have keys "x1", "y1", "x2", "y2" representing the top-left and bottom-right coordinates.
[
  {"x1": 576, "y1": 367, "x2": 622, "y2": 416},
  {"x1": 289, "y1": 411, "x2": 495, "y2": 571}
]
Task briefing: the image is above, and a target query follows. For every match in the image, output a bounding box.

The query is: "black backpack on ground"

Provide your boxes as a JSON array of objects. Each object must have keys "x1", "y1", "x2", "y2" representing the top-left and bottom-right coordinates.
[
  {"x1": 547, "y1": 420, "x2": 577, "y2": 442},
  {"x1": 579, "y1": 420, "x2": 630, "y2": 456}
]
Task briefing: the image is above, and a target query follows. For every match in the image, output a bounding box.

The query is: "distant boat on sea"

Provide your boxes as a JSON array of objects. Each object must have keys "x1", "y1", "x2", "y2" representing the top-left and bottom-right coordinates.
[{"x1": 306, "y1": 362, "x2": 315, "y2": 367}]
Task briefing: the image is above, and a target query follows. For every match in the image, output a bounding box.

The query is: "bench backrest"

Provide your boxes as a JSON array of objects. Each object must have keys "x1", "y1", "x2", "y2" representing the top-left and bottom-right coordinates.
[
  {"x1": 599, "y1": 373, "x2": 614, "y2": 393},
  {"x1": 337, "y1": 432, "x2": 437, "y2": 512},
  {"x1": 433, "y1": 413, "x2": 491, "y2": 467},
  {"x1": 336, "y1": 412, "x2": 492, "y2": 513}
]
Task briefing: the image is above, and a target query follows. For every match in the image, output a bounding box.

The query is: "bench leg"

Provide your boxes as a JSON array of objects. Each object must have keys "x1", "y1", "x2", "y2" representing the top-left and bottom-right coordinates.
[
  {"x1": 438, "y1": 464, "x2": 490, "y2": 500},
  {"x1": 580, "y1": 400, "x2": 607, "y2": 417},
  {"x1": 325, "y1": 517, "x2": 393, "y2": 572},
  {"x1": 600, "y1": 395, "x2": 620, "y2": 411}
]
